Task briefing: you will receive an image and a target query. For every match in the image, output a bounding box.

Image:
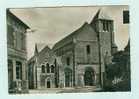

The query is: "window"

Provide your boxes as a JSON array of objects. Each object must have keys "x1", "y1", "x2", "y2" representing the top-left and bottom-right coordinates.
[
  {"x1": 123, "y1": 10, "x2": 129, "y2": 24},
  {"x1": 86, "y1": 45, "x2": 91, "y2": 54},
  {"x1": 16, "y1": 61, "x2": 22, "y2": 80},
  {"x1": 66, "y1": 57, "x2": 70, "y2": 66},
  {"x1": 103, "y1": 21, "x2": 109, "y2": 31},
  {"x1": 46, "y1": 63, "x2": 50, "y2": 73},
  {"x1": 103, "y1": 21, "x2": 106, "y2": 31},
  {"x1": 106, "y1": 21, "x2": 109, "y2": 31},
  {"x1": 21, "y1": 33, "x2": 26, "y2": 50},
  {"x1": 7, "y1": 25, "x2": 14, "y2": 46},
  {"x1": 51, "y1": 65, "x2": 55, "y2": 73},
  {"x1": 41, "y1": 65, "x2": 45, "y2": 73}
]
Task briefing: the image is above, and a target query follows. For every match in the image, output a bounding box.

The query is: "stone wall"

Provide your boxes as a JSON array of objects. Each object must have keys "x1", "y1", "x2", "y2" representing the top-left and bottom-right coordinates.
[{"x1": 7, "y1": 11, "x2": 29, "y2": 93}]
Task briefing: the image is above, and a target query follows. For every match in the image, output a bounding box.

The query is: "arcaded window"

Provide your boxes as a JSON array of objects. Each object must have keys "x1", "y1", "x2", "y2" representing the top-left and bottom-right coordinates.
[
  {"x1": 51, "y1": 65, "x2": 55, "y2": 73},
  {"x1": 46, "y1": 63, "x2": 50, "y2": 73},
  {"x1": 103, "y1": 21, "x2": 109, "y2": 31},
  {"x1": 41, "y1": 65, "x2": 45, "y2": 73},
  {"x1": 86, "y1": 45, "x2": 91, "y2": 54}
]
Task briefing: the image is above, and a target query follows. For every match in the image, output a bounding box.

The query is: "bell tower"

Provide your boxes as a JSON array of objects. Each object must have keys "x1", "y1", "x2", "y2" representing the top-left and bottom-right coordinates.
[
  {"x1": 90, "y1": 9, "x2": 117, "y2": 87},
  {"x1": 90, "y1": 9, "x2": 117, "y2": 56}
]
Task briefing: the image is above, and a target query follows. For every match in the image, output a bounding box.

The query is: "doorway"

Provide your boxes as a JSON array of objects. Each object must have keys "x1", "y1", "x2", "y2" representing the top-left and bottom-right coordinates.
[
  {"x1": 84, "y1": 67, "x2": 95, "y2": 86},
  {"x1": 47, "y1": 80, "x2": 51, "y2": 88},
  {"x1": 65, "y1": 68, "x2": 72, "y2": 87}
]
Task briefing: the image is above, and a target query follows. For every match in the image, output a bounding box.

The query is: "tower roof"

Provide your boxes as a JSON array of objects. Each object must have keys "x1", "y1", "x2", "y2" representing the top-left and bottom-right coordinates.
[{"x1": 91, "y1": 9, "x2": 113, "y2": 23}]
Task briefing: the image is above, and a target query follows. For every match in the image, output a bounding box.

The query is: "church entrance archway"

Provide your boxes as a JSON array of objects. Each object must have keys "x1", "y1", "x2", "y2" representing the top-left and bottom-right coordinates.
[
  {"x1": 65, "y1": 68, "x2": 72, "y2": 87},
  {"x1": 84, "y1": 67, "x2": 95, "y2": 86}
]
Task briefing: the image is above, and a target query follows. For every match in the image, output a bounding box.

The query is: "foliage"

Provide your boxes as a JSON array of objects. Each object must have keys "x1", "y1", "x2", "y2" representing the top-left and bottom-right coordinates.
[{"x1": 104, "y1": 50, "x2": 131, "y2": 91}]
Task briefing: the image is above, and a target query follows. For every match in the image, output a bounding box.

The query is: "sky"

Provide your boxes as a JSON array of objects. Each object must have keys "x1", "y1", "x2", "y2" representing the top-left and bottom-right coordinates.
[{"x1": 10, "y1": 5, "x2": 129, "y2": 59}]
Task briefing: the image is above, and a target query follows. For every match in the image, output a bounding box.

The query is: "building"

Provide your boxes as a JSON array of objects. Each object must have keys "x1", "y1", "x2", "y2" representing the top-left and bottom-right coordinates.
[
  {"x1": 28, "y1": 9, "x2": 117, "y2": 89},
  {"x1": 7, "y1": 10, "x2": 30, "y2": 93},
  {"x1": 28, "y1": 44, "x2": 57, "y2": 89},
  {"x1": 53, "y1": 9, "x2": 117, "y2": 88}
]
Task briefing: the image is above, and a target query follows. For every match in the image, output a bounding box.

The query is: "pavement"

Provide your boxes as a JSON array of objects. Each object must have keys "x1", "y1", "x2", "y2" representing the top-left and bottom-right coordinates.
[{"x1": 29, "y1": 86, "x2": 102, "y2": 94}]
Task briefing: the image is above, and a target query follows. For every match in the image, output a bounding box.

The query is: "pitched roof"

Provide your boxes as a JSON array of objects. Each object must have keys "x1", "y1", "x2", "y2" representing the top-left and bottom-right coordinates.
[
  {"x1": 52, "y1": 22, "x2": 90, "y2": 50},
  {"x1": 28, "y1": 45, "x2": 55, "y2": 65},
  {"x1": 7, "y1": 9, "x2": 30, "y2": 29},
  {"x1": 37, "y1": 45, "x2": 52, "y2": 64}
]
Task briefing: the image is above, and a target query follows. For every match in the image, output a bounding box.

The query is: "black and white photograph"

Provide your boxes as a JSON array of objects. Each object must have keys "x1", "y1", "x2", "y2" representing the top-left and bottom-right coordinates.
[{"x1": 7, "y1": 5, "x2": 130, "y2": 94}]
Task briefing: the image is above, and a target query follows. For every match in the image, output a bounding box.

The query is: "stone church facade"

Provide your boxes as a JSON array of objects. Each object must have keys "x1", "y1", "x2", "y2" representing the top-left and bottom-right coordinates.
[
  {"x1": 7, "y1": 10, "x2": 30, "y2": 93},
  {"x1": 28, "y1": 9, "x2": 117, "y2": 89},
  {"x1": 28, "y1": 45, "x2": 58, "y2": 89}
]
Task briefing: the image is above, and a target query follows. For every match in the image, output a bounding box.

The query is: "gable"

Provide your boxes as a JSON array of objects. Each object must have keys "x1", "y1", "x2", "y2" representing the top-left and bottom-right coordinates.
[
  {"x1": 53, "y1": 21, "x2": 99, "y2": 51},
  {"x1": 37, "y1": 46, "x2": 55, "y2": 65},
  {"x1": 75, "y1": 23, "x2": 98, "y2": 41}
]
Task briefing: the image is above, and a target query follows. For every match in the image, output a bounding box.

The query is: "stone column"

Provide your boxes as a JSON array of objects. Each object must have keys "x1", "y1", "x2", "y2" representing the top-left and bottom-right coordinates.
[
  {"x1": 74, "y1": 66, "x2": 79, "y2": 87},
  {"x1": 36, "y1": 67, "x2": 38, "y2": 89},
  {"x1": 77, "y1": 73, "x2": 84, "y2": 87},
  {"x1": 13, "y1": 59, "x2": 16, "y2": 81},
  {"x1": 94, "y1": 73, "x2": 97, "y2": 85},
  {"x1": 80, "y1": 74, "x2": 84, "y2": 87},
  {"x1": 96, "y1": 73, "x2": 100, "y2": 87},
  {"x1": 33, "y1": 65, "x2": 36, "y2": 88},
  {"x1": 76, "y1": 67, "x2": 84, "y2": 87},
  {"x1": 77, "y1": 74, "x2": 80, "y2": 87},
  {"x1": 22, "y1": 61, "x2": 26, "y2": 80},
  {"x1": 63, "y1": 75, "x2": 65, "y2": 88},
  {"x1": 22, "y1": 61, "x2": 28, "y2": 90}
]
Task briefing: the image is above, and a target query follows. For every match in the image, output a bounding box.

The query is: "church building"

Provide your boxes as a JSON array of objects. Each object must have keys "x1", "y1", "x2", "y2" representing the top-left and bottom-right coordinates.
[
  {"x1": 28, "y1": 9, "x2": 117, "y2": 89},
  {"x1": 28, "y1": 45, "x2": 57, "y2": 89}
]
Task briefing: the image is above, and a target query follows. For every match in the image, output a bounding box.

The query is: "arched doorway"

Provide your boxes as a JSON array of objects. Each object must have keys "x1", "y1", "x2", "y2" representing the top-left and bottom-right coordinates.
[
  {"x1": 46, "y1": 78, "x2": 51, "y2": 88},
  {"x1": 84, "y1": 67, "x2": 95, "y2": 86},
  {"x1": 47, "y1": 80, "x2": 51, "y2": 88},
  {"x1": 65, "y1": 68, "x2": 72, "y2": 87}
]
